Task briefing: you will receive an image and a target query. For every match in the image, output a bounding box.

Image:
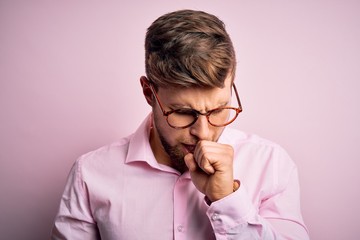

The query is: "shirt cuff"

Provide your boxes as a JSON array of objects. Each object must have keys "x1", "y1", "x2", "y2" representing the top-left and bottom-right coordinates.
[{"x1": 205, "y1": 184, "x2": 257, "y2": 233}]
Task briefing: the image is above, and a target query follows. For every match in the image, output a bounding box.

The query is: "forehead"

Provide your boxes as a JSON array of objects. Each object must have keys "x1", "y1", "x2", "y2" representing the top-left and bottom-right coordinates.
[{"x1": 157, "y1": 77, "x2": 233, "y2": 110}]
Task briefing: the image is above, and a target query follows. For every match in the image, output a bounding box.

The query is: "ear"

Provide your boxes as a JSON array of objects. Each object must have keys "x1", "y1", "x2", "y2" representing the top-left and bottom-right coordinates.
[{"x1": 140, "y1": 76, "x2": 153, "y2": 106}]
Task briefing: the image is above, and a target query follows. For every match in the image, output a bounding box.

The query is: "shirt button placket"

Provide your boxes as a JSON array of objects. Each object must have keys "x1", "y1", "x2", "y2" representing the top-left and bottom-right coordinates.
[
  {"x1": 175, "y1": 224, "x2": 186, "y2": 240},
  {"x1": 177, "y1": 225, "x2": 185, "y2": 233},
  {"x1": 173, "y1": 176, "x2": 188, "y2": 240}
]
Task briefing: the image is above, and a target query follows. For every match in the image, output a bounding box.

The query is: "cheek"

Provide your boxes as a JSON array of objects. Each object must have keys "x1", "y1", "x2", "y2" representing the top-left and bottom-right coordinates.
[{"x1": 159, "y1": 125, "x2": 191, "y2": 147}]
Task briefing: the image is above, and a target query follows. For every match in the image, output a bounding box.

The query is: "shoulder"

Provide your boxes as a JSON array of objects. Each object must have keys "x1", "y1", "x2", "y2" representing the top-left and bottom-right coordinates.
[
  {"x1": 221, "y1": 127, "x2": 283, "y2": 148},
  {"x1": 74, "y1": 135, "x2": 133, "y2": 178},
  {"x1": 222, "y1": 127, "x2": 296, "y2": 169},
  {"x1": 223, "y1": 128, "x2": 298, "y2": 192}
]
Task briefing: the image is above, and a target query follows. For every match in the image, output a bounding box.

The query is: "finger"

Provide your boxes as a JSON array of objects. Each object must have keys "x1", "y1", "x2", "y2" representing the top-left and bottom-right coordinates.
[
  {"x1": 193, "y1": 140, "x2": 218, "y2": 161},
  {"x1": 196, "y1": 151, "x2": 216, "y2": 174},
  {"x1": 201, "y1": 159, "x2": 215, "y2": 174},
  {"x1": 184, "y1": 153, "x2": 197, "y2": 172},
  {"x1": 194, "y1": 141, "x2": 216, "y2": 174},
  {"x1": 193, "y1": 140, "x2": 208, "y2": 165}
]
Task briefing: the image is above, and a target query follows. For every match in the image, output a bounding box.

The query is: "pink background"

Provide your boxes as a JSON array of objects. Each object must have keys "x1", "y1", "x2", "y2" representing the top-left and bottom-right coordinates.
[{"x1": 1, "y1": 1, "x2": 359, "y2": 239}]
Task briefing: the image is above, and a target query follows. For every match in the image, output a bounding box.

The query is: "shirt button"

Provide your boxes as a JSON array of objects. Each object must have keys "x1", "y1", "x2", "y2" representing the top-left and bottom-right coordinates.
[
  {"x1": 211, "y1": 213, "x2": 219, "y2": 221},
  {"x1": 177, "y1": 225, "x2": 185, "y2": 232}
]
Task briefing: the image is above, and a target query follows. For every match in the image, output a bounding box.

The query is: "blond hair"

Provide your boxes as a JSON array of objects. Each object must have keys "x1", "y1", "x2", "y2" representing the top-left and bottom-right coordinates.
[{"x1": 145, "y1": 9, "x2": 236, "y2": 89}]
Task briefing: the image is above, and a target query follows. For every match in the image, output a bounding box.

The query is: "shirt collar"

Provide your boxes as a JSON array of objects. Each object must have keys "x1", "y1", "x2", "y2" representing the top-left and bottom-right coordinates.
[
  {"x1": 125, "y1": 114, "x2": 181, "y2": 175},
  {"x1": 125, "y1": 113, "x2": 154, "y2": 164}
]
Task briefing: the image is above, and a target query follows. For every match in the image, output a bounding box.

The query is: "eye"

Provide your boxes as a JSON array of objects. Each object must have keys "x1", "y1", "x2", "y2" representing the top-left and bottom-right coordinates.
[
  {"x1": 211, "y1": 108, "x2": 226, "y2": 115},
  {"x1": 173, "y1": 108, "x2": 197, "y2": 116}
]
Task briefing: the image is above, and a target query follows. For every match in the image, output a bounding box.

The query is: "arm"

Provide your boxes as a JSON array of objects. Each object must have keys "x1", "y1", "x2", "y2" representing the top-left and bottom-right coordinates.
[
  {"x1": 51, "y1": 159, "x2": 100, "y2": 240},
  {"x1": 184, "y1": 140, "x2": 309, "y2": 240},
  {"x1": 206, "y1": 169, "x2": 309, "y2": 239}
]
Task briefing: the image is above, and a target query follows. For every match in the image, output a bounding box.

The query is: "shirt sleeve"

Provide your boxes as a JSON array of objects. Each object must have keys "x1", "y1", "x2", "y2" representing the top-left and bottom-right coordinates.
[
  {"x1": 51, "y1": 159, "x2": 100, "y2": 240},
  {"x1": 206, "y1": 167, "x2": 309, "y2": 240}
]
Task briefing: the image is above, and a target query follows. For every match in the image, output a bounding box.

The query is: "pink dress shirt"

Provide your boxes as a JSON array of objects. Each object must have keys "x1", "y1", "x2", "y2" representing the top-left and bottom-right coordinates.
[{"x1": 51, "y1": 115, "x2": 309, "y2": 239}]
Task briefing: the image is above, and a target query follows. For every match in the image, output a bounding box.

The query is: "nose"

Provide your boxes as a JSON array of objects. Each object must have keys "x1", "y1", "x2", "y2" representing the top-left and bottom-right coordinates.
[{"x1": 189, "y1": 115, "x2": 210, "y2": 140}]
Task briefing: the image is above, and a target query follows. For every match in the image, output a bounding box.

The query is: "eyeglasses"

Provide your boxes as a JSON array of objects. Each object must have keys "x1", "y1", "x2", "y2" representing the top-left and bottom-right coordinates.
[{"x1": 149, "y1": 82, "x2": 243, "y2": 129}]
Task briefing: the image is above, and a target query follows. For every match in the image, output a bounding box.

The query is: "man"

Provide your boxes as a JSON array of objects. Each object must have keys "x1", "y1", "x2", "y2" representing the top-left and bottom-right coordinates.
[{"x1": 51, "y1": 9, "x2": 309, "y2": 239}]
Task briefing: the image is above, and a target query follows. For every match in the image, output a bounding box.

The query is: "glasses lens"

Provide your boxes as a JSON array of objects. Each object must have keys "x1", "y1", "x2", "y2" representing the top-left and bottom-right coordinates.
[
  {"x1": 208, "y1": 108, "x2": 238, "y2": 126},
  {"x1": 167, "y1": 109, "x2": 197, "y2": 128}
]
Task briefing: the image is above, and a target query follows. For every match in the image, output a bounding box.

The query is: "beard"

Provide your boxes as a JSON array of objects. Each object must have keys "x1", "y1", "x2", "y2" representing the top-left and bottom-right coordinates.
[
  {"x1": 151, "y1": 110, "x2": 223, "y2": 174},
  {"x1": 157, "y1": 129, "x2": 189, "y2": 173},
  {"x1": 151, "y1": 110, "x2": 192, "y2": 173}
]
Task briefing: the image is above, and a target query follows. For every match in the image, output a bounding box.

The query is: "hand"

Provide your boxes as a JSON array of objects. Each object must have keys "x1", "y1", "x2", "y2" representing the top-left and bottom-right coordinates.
[{"x1": 184, "y1": 140, "x2": 235, "y2": 202}]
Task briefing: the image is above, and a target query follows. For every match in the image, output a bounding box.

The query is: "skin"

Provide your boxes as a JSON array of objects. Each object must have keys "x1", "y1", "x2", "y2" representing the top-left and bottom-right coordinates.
[{"x1": 140, "y1": 75, "x2": 237, "y2": 202}]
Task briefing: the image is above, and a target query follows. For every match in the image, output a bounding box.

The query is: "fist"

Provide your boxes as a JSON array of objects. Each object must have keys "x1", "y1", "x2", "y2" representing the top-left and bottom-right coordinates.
[{"x1": 184, "y1": 140, "x2": 235, "y2": 202}]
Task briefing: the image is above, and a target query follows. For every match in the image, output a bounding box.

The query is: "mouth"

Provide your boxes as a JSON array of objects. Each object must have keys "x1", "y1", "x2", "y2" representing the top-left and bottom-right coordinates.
[{"x1": 183, "y1": 144, "x2": 196, "y2": 154}]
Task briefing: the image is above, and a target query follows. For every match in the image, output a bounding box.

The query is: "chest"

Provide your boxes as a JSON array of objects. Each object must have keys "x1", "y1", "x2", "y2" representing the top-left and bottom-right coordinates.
[{"x1": 88, "y1": 167, "x2": 215, "y2": 240}]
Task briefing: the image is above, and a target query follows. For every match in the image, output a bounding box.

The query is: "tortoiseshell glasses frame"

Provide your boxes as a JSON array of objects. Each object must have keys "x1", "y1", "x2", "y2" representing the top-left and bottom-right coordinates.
[{"x1": 149, "y1": 82, "x2": 243, "y2": 129}]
